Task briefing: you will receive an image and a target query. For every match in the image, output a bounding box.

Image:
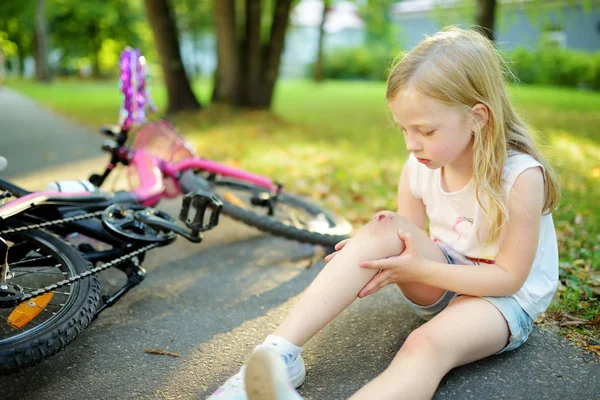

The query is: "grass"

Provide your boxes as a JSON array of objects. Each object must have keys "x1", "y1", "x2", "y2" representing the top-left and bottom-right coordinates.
[{"x1": 7, "y1": 78, "x2": 600, "y2": 351}]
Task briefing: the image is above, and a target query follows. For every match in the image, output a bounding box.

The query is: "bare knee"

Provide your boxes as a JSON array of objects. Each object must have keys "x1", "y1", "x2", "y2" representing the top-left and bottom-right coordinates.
[
  {"x1": 371, "y1": 210, "x2": 399, "y2": 223},
  {"x1": 369, "y1": 210, "x2": 413, "y2": 232},
  {"x1": 392, "y1": 327, "x2": 458, "y2": 374},
  {"x1": 396, "y1": 328, "x2": 442, "y2": 361},
  {"x1": 349, "y1": 211, "x2": 411, "y2": 254}
]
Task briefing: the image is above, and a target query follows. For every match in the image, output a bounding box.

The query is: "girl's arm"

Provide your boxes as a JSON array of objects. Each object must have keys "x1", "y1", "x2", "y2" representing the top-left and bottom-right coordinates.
[
  {"x1": 397, "y1": 162, "x2": 426, "y2": 230},
  {"x1": 325, "y1": 161, "x2": 426, "y2": 263},
  {"x1": 418, "y1": 167, "x2": 546, "y2": 296},
  {"x1": 360, "y1": 166, "x2": 546, "y2": 297}
]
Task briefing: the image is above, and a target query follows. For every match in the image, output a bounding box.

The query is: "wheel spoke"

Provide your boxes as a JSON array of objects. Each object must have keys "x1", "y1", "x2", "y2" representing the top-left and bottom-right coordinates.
[
  {"x1": 9, "y1": 255, "x2": 55, "y2": 267},
  {"x1": 12, "y1": 266, "x2": 66, "y2": 278},
  {"x1": 210, "y1": 178, "x2": 352, "y2": 247},
  {"x1": 0, "y1": 313, "x2": 26, "y2": 333}
]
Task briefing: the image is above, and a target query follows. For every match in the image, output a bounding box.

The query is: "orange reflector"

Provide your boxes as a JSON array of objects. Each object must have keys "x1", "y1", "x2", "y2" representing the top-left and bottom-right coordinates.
[
  {"x1": 224, "y1": 192, "x2": 247, "y2": 208},
  {"x1": 8, "y1": 292, "x2": 55, "y2": 329}
]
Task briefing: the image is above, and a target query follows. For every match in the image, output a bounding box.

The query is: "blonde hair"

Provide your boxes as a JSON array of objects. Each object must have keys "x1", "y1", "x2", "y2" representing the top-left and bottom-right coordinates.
[{"x1": 387, "y1": 26, "x2": 560, "y2": 243}]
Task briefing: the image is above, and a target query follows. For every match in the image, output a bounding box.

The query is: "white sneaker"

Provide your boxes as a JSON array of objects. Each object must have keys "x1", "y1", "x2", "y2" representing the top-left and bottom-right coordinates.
[
  {"x1": 208, "y1": 347, "x2": 305, "y2": 400},
  {"x1": 208, "y1": 366, "x2": 247, "y2": 399},
  {"x1": 245, "y1": 349, "x2": 304, "y2": 400}
]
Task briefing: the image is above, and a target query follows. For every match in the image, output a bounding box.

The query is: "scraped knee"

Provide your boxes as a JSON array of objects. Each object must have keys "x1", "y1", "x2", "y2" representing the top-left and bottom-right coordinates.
[
  {"x1": 368, "y1": 211, "x2": 414, "y2": 235},
  {"x1": 372, "y1": 210, "x2": 398, "y2": 223},
  {"x1": 371, "y1": 210, "x2": 408, "y2": 226}
]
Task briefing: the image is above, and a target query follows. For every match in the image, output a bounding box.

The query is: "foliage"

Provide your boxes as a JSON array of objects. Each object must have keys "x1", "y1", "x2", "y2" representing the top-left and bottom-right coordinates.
[
  {"x1": 315, "y1": 46, "x2": 400, "y2": 81},
  {"x1": 358, "y1": 0, "x2": 399, "y2": 47},
  {"x1": 49, "y1": 0, "x2": 146, "y2": 77},
  {"x1": 173, "y1": 0, "x2": 213, "y2": 36},
  {"x1": 0, "y1": 0, "x2": 150, "y2": 77},
  {"x1": 0, "y1": 0, "x2": 35, "y2": 70},
  {"x1": 507, "y1": 46, "x2": 600, "y2": 90},
  {"x1": 317, "y1": 43, "x2": 600, "y2": 90}
]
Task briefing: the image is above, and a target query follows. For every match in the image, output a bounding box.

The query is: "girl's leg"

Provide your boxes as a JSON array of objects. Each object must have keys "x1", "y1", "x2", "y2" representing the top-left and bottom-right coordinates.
[
  {"x1": 349, "y1": 295, "x2": 510, "y2": 400},
  {"x1": 274, "y1": 210, "x2": 449, "y2": 347},
  {"x1": 209, "y1": 211, "x2": 453, "y2": 399}
]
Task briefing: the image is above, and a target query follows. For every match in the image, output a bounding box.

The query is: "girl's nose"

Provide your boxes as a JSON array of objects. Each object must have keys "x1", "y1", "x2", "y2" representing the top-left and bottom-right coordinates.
[{"x1": 404, "y1": 132, "x2": 421, "y2": 152}]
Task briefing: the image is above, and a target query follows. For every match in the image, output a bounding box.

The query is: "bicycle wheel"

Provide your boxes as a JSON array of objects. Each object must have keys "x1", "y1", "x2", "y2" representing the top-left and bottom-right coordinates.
[
  {"x1": 0, "y1": 230, "x2": 100, "y2": 375},
  {"x1": 208, "y1": 178, "x2": 352, "y2": 247}
]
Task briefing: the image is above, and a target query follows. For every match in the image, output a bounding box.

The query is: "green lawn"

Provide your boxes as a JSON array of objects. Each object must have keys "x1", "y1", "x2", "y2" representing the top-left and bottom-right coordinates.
[{"x1": 7, "y1": 78, "x2": 600, "y2": 346}]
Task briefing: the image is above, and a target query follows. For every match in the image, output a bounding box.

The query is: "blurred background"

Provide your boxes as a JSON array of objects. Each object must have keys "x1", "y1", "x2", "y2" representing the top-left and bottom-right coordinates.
[{"x1": 0, "y1": 0, "x2": 599, "y2": 348}]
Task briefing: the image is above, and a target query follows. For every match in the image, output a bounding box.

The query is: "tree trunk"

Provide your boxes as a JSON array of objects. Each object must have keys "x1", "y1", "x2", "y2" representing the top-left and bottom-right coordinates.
[
  {"x1": 34, "y1": 0, "x2": 51, "y2": 82},
  {"x1": 475, "y1": 0, "x2": 497, "y2": 42},
  {"x1": 254, "y1": 0, "x2": 292, "y2": 108},
  {"x1": 313, "y1": 0, "x2": 329, "y2": 82},
  {"x1": 88, "y1": 21, "x2": 101, "y2": 79},
  {"x1": 144, "y1": 0, "x2": 201, "y2": 113},
  {"x1": 213, "y1": 0, "x2": 241, "y2": 104},
  {"x1": 17, "y1": 46, "x2": 26, "y2": 77},
  {"x1": 212, "y1": 0, "x2": 292, "y2": 109},
  {"x1": 245, "y1": 0, "x2": 262, "y2": 105}
]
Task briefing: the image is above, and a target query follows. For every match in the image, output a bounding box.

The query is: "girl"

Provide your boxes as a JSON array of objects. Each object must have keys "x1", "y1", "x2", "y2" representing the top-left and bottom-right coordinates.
[{"x1": 209, "y1": 26, "x2": 560, "y2": 400}]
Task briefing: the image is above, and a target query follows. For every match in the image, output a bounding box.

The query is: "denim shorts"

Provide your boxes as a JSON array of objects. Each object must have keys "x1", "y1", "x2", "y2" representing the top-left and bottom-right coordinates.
[{"x1": 399, "y1": 252, "x2": 534, "y2": 354}]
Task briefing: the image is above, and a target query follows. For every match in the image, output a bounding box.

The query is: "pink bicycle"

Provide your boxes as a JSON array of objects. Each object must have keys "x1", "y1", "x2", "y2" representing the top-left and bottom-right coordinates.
[
  {"x1": 91, "y1": 118, "x2": 352, "y2": 247},
  {"x1": 0, "y1": 49, "x2": 351, "y2": 374}
]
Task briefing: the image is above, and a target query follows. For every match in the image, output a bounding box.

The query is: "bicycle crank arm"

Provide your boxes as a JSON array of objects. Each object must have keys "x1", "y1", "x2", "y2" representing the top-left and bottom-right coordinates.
[{"x1": 134, "y1": 213, "x2": 202, "y2": 243}]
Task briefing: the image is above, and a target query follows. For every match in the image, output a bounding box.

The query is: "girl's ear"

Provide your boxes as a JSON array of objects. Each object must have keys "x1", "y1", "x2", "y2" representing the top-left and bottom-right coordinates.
[{"x1": 470, "y1": 103, "x2": 489, "y2": 131}]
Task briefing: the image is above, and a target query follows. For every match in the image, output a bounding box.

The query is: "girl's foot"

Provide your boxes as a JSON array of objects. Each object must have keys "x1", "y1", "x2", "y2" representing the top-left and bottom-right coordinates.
[
  {"x1": 245, "y1": 349, "x2": 304, "y2": 400},
  {"x1": 208, "y1": 342, "x2": 305, "y2": 399}
]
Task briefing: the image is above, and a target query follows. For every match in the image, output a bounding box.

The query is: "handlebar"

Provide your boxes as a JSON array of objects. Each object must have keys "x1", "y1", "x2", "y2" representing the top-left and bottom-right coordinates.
[
  {"x1": 99, "y1": 126, "x2": 128, "y2": 146},
  {"x1": 100, "y1": 126, "x2": 120, "y2": 138}
]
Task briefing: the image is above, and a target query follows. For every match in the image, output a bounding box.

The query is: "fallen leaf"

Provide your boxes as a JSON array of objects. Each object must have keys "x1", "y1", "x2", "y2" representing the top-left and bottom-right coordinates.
[
  {"x1": 560, "y1": 320, "x2": 591, "y2": 327},
  {"x1": 144, "y1": 348, "x2": 180, "y2": 357}
]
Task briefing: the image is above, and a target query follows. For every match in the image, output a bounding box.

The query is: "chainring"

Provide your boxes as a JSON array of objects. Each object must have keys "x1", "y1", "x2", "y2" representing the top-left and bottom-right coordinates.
[{"x1": 101, "y1": 204, "x2": 177, "y2": 245}]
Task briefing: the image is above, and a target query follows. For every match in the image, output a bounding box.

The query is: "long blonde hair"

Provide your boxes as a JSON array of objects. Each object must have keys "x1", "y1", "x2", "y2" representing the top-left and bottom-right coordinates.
[{"x1": 387, "y1": 26, "x2": 560, "y2": 243}]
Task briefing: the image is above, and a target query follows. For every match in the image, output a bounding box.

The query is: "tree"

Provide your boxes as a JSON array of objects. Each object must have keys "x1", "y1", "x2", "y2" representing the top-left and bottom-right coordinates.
[
  {"x1": 173, "y1": 0, "x2": 213, "y2": 78},
  {"x1": 360, "y1": 0, "x2": 398, "y2": 47},
  {"x1": 0, "y1": 1, "x2": 35, "y2": 76},
  {"x1": 50, "y1": 0, "x2": 145, "y2": 78},
  {"x1": 144, "y1": 0, "x2": 201, "y2": 113},
  {"x1": 475, "y1": 0, "x2": 497, "y2": 41},
  {"x1": 34, "y1": 0, "x2": 51, "y2": 81},
  {"x1": 313, "y1": 0, "x2": 331, "y2": 82},
  {"x1": 213, "y1": 0, "x2": 296, "y2": 109}
]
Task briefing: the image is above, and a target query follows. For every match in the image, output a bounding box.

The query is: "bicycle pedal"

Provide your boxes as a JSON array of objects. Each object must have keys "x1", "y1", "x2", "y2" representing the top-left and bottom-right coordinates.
[{"x1": 179, "y1": 190, "x2": 222, "y2": 238}]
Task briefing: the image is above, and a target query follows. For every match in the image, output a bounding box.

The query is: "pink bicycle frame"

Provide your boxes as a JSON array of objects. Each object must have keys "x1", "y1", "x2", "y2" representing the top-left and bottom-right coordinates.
[
  {"x1": 125, "y1": 148, "x2": 277, "y2": 207},
  {"x1": 0, "y1": 148, "x2": 277, "y2": 219}
]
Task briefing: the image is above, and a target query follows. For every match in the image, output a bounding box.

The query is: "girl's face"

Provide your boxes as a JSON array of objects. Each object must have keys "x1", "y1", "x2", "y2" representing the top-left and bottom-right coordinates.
[{"x1": 388, "y1": 88, "x2": 474, "y2": 172}]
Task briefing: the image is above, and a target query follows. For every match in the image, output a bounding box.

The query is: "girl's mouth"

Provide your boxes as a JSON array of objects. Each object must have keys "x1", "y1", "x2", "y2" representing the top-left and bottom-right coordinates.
[{"x1": 416, "y1": 158, "x2": 430, "y2": 164}]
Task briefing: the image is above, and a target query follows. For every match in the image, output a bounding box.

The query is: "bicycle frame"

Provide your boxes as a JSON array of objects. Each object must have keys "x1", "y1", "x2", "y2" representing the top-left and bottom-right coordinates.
[
  {"x1": 123, "y1": 146, "x2": 279, "y2": 208},
  {"x1": 0, "y1": 135, "x2": 276, "y2": 220}
]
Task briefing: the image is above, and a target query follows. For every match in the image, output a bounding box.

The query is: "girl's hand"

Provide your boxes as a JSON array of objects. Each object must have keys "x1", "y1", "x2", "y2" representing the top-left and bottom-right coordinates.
[
  {"x1": 358, "y1": 230, "x2": 426, "y2": 298},
  {"x1": 324, "y1": 238, "x2": 351, "y2": 263}
]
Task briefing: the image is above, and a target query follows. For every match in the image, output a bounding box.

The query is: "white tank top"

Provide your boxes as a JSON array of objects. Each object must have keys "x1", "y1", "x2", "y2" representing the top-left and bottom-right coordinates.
[{"x1": 406, "y1": 151, "x2": 558, "y2": 319}]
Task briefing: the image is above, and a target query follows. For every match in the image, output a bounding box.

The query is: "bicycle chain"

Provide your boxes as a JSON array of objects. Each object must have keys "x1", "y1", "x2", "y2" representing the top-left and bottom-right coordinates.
[
  {"x1": 21, "y1": 243, "x2": 158, "y2": 301},
  {"x1": 0, "y1": 210, "x2": 105, "y2": 235},
  {"x1": 0, "y1": 210, "x2": 159, "y2": 301}
]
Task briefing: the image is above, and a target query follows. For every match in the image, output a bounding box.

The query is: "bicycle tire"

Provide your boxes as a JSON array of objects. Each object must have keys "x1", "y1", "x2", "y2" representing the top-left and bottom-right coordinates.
[
  {"x1": 208, "y1": 178, "x2": 352, "y2": 247},
  {"x1": 0, "y1": 230, "x2": 100, "y2": 375}
]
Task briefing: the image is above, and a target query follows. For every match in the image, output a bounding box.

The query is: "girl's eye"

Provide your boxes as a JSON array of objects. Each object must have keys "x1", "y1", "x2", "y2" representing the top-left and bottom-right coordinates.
[{"x1": 421, "y1": 130, "x2": 435, "y2": 136}]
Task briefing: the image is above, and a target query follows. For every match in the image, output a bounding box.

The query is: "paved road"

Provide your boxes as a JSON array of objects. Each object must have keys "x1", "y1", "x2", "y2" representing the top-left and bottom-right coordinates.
[{"x1": 0, "y1": 87, "x2": 598, "y2": 400}]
